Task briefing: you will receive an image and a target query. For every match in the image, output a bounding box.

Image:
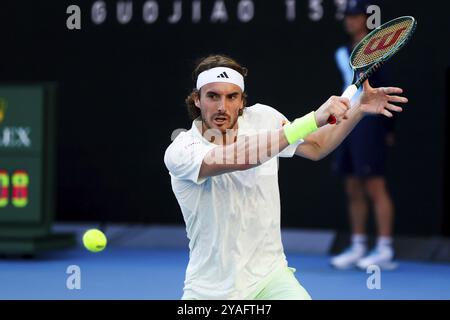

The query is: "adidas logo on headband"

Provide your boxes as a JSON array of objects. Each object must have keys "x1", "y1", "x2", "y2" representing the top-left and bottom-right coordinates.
[
  {"x1": 217, "y1": 72, "x2": 229, "y2": 79},
  {"x1": 196, "y1": 67, "x2": 245, "y2": 91}
]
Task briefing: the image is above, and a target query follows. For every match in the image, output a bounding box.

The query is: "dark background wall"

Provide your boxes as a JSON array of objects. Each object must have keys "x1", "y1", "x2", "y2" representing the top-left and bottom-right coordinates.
[{"x1": 0, "y1": 0, "x2": 448, "y2": 235}]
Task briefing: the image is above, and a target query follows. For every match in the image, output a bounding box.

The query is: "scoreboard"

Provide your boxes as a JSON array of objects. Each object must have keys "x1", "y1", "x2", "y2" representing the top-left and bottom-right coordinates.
[{"x1": 0, "y1": 84, "x2": 74, "y2": 255}]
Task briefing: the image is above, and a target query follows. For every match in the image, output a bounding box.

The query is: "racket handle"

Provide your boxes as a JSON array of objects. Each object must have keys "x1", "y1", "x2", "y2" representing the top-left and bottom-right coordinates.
[
  {"x1": 327, "y1": 85, "x2": 359, "y2": 124},
  {"x1": 341, "y1": 84, "x2": 358, "y2": 100}
]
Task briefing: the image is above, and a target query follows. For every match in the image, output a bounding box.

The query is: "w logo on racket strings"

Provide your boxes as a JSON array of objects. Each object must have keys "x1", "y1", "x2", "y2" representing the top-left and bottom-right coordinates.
[
  {"x1": 364, "y1": 27, "x2": 407, "y2": 55},
  {"x1": 217, "y1": 72, "x2": 229, "y2": 79}
]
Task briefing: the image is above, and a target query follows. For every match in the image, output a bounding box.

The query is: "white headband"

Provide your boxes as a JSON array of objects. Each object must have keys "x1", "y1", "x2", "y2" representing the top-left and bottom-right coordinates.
[{"x1": 196, "y1": 67, "x2": 245, "y2": 91}]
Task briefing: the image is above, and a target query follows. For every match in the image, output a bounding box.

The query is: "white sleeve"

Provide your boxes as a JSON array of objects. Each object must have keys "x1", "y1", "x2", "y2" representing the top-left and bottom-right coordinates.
[
  {"x1": 258, "y1": 104, "x2": 303, "y2": 158},
  {"x1": 164, "y1": 136, "x2": 216, "y2": 185},
  {"x1": 279, "y1": 139, "x2": 303, "y2": 158}
]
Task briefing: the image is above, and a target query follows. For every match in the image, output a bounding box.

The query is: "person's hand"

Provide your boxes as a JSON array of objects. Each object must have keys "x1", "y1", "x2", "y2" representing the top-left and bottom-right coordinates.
[
  {"x1": 358, "y1": 79, "x2": 408, "y2": 118},
  {"x1": 315, "y1": 96, "x2": 351, "y2": 127}
]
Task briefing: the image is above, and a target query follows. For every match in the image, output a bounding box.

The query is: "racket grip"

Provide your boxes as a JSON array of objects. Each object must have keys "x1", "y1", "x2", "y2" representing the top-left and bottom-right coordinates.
[
  {"x1": 341, "y1": 84, "x2": 358, "y2": 100},
  {"x1": 327, "y1": 85, "x2": 359, "y2": 124}
]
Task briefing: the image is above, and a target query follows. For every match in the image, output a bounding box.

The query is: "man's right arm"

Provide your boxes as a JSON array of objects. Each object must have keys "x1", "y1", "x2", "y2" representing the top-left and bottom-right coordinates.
[
  {"x1": 198, "y1": 95, "x2": 353, "y2": 180},
  {"x1": 198, "y1": 128, "x2": 290, "y2": 180}
]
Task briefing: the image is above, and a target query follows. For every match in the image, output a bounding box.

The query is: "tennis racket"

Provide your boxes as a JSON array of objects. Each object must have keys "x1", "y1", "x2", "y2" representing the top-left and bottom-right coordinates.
[{"x1": 328, "y1": 16, "x2": 417, "y2": 124}]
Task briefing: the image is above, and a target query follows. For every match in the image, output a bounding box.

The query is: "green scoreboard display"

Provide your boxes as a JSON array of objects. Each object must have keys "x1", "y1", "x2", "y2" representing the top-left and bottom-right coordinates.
[{"x1": 0, "y1": 84, "x2": 74, "y2": 255}]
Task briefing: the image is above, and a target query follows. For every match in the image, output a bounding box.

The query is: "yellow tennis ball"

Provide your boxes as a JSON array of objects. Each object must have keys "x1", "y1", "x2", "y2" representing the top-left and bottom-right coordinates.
[{"x1": 83, "y1": 229, "x2": 107, "y2": 253}]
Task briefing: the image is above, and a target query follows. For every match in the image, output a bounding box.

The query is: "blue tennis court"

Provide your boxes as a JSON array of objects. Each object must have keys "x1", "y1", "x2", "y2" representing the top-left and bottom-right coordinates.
[{"x1": 2, "y1": 246, "x2": 449, "y2": 300}]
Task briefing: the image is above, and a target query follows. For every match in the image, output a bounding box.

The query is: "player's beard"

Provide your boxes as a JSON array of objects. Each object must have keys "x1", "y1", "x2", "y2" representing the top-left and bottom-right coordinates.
[{"x1": 202, "y1": 113, "x2": 238, "y2": 134}]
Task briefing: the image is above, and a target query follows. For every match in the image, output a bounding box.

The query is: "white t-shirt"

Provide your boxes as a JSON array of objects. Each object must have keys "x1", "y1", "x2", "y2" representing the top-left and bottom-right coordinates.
[{"x1": 164, "y1": 104, "x2": 303, "y2": 299}]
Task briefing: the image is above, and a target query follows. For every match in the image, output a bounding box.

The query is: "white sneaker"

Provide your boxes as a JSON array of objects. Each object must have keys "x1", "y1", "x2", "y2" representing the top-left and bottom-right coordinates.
[
  {"x1": 330, "y1": 246, "x2": 367, "y2": 269},
  {"x1": 356, "y1": 247, "x2": 398, "y2": 270}
]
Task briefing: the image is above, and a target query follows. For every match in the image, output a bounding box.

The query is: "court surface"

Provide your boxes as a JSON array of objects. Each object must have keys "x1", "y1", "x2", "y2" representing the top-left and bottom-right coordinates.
[{"x1": 1, "y1": 247, "x2": 450, "y2": 300}]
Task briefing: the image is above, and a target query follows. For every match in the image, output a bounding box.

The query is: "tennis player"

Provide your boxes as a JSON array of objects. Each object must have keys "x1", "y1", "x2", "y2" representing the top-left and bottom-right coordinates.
[{"x1": 164, "y1": 55, "x2": 407, "y2": 300}]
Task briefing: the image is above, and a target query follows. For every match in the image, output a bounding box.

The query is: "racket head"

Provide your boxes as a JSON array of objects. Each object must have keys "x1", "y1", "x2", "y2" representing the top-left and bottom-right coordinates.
[{"x1": 350, "y1": 16, "x2": 417, "y2": 70}]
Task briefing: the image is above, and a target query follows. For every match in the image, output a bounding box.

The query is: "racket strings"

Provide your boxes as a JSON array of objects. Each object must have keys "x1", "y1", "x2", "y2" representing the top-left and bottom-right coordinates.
[{"x1": 351, "y1": 18, "x2": 415, "y2": 69}]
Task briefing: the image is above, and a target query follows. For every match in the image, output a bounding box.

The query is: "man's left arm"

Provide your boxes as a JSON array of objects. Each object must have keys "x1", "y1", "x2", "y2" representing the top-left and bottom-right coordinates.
[{"x1": 295, "y1": 80, "x2": 407, "y2": 161}]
